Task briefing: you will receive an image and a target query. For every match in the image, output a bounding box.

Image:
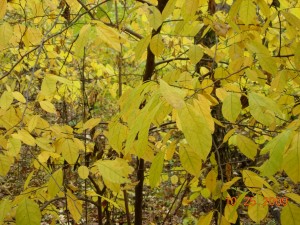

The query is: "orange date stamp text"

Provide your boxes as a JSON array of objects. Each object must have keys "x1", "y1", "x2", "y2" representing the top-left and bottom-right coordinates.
[{"x1": 226, "y1": 196, "x2": 288, "y2": 207}]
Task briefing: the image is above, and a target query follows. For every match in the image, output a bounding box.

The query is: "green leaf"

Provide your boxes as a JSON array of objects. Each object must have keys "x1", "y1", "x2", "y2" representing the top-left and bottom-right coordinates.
[
  {"x1": 283, "y1": 132, "x2": 300, "y2": 183},
  {"x1": 222, "y1": 92, "x2": 242, "y2": 122},
  {"x1": 16, "y1": 198, "x2": 41, "y2": 225},
  {"x1": 149, "y1": 150, "x2": 165, "y2": 188},
  {"x1": 160, "y1": 79, "x2": 186, "y2": 109},
  {"x1": 281, "y1": 202, "x2": 300, "y2": 225},
  {"x1": 179, "y1": 144, "x2": 202, "y2": 177},
  {"x1": 177, "y1": 104, "x2": 212, "y2": 160}
]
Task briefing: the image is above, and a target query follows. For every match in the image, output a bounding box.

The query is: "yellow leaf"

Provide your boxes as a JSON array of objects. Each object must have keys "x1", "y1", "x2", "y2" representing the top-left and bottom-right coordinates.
[
  {"x1": 6, "y1": 138, "x2": 21, "y2": 157},
  {"x1": 148, "y1": 6, "x2": 162, "y2": 30},
  {"x1": 24, "y1": 171, "x2": 34, "y2": 190},
  {"x1": 160, "y1": 79, "x2": 186, "y2": 109},
  {"x1": 39, "y1": 101, "x2": 56, "y2": 114},
  {"x1": 12, "y1": 129, "x2": 35, "y2": 146},
  {"x1": 197, "y1": 211, "x2": 214, "y2": 225},
  {"x1": 182, "y1": 0, "x2": 198, "y2": 20},
  {"x1": 216, "y1": 88, "x2": 228, "y2": 101},
  {"x1": 177, "y1": 104, "x2": 212, "y2": 160},
  {"x1": 95, "y1": 21, "x2": 125, "y2": 52},
  {"x1": 0, "y1": 199, "x2": 12, "y2": 224},
  {"x1": 221, "y1": 177, "x2": 241, "y2": 192},
  {"x1": 234, "y1": 134, "x2": 257, "y2": 160},
  {"x1": 83, "y1": 118, "x2": 101, "y2": 130},
  {"x1": 135, "y1": 35, "x2": 151, "y2": 60},
  {"x1": 164, "y1": 141, "x2": 176, "y2": 160},
  {"x1": 170, "y1": 175, "x2": 178, "y2": 184},
  {"x1": 0, "y1": 154, "x2": 12, "y2": 176},
  {"x1": 0, "y1": 0, "x2": 7, "y2": 19},
  {"x1": 0, "y1": 91, "x2": 13, "y2": 110},
  {"x1": 246, "y1": 41, "x2": 277, "y2": 75},
  {"x1": 224, "y1": 204, "x2": 238, "y2": 223},
  {"x1": 281, "y1": 202, "x2": 300, "y2": 225},
  {"x1": 239, "y1": 0, "x2": 256, "y2": 25},
  {"x1": 48, "y1": 169, "x2": 63, "y2": 199},
  {"x1": 283, "y1": 132, "x2": 300, "y2": 183},
  {"x1": 57, "y1": 138, "x2": 79, "y2": 165},
  {"x1": 285, "y1": 193, "x2": 300, "y2": 204},
  {"x1": 248, "y1": 92, "x2": 281, "y2": 126},
  {"x1": 149, "y1": 150, "x2": 165, "y2": 188},
  {"x1": 107, "y1": 121, "x2": 128, "y2": 154},
  {"x1": 95, "y1": 158, "x2": 133, "y2": 184},
  {"x1": 41, "y1": 75, "x2": 57, "y2": 97},
  {"x1": 206, "y1": 170, "x2": 217, "y2": 193},
  {"x1": 12, "y1": 91, "x2": 26, "y2": 103},
  {"x1": 222, "y1": 92, "x2": 241, "y2": 122},
  {"x1": 67, "y1": 190, "x2": 83, "y2": 223},
  {"x1": 179, "y1": 144, "x2": 202, "y2": 177},
  {"x1": 248, "y1": 195, "x2": 268, "y2": 223},
  {"x1": 150, "y1": 34, "x2": 164, "y2": 56},
  {"x1": 242, "y1": 170, "x2": 271, "y2": 193},
  {"x1": 16, "y1": 198, "x2": 41, "y2": 225},
  {"x1": 223, "y1": 128, "x2": 236, "y2": 143},
  {"x1": 27, "y1": 115, "x2": 40, "y2": 132},
  {"x1": 162, "y1": 0, "x2": 176, "y2": 20},
  {"x1": 187, "y1": 45, "x2": 204, "y2": 64},
  {"x1": 78, "y1": 166, "x2": 89, "y2": 179},
  {"x1": 0, "y1": 22, "x2": 13, "y2": 51}
]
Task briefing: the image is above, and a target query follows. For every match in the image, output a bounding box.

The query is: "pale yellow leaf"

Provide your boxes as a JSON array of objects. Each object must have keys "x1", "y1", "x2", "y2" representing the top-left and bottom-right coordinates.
[
  {"x1": 0, "y1": 91, "x2": 13, "y2": 110},
  {"x1": 150, "y1": 34, "x2": 164, "y2": 56},
  {"x1": 197, "y1": 211, "x2": 214, "y2": 225},
  {"x1": 57, "y1": 138, "x2": 79, "y2": 165},
  {"x1": 39, "y1": 101, "x2": 56, "y2": 114},
  {"x1": 83, "y1": 117, "x2": 101, "y2": 130},
  {"x1": 149, "y1": 150, "x2": 165, "y2": 188},
  {"x1": 162, "y1": 0, "x2": 177, "y2": 20},
  {"x1": 148, "y1": 6, "x2": 162, "y2": 30},
  {"x1": 41, "y1": 75, "x2": 57, "y2": 97},
  {"x1": 187, "y1": 45, "x2": 204, "y2": 64},
  {"x1": 281, "y1": 202, "x2": 300, "y2": 225},
  {"x1": 6, "y1": 138, "x2": 21, "y2": 157},
  {"x1": 206, "y1": 170, "x2": 217, "y2": 193},
  {"x1": 12, "y1": 129, "x2": 36, "y2": 146},
  {"x1": 160, "y1": 79, "x2": 186, "y2": 109},
  {"x1": 234, "y1": 134, "x2": 257, "y2": 160},
  {"x1": 16, "y1": 198, "x2": 41, "y2": 225},
  {"x1": 239, "y1": 0, "x2": 256, "y2": 25},
  {"x1": 283, "y1": 132, "x2": 300, "y2": 183},
  {"x1": 179, "y1": 144, "x2": 202, "y2": 177},
  {"x1": 248, "y1": 195, "x2": 268, "y2": 223},
  {"x1": 0, "y1": 154, "x2": 12, "y2": 176},
  {"x1": 222, "y1": 92, "x2": 242, "y2": 122},
  {"x1": 12, "y1": 91, "x2": 26, "y2": 103},
  {"x1": 78, "y1": 166, "x2": 89, "y2": 179},
  {"x1": 177, "y1": 104, "x2": 212, "y2": 160},
  {"x1": 67, "y1": 190, "x2": 82, "y2": 223},
  {"x1": 182, "y1": 0, "x2": 198, "y2": 20},
  {"x1": 135, "y1": 35, "x2": 151, "y2": 60},
  {"x1": 48, "y1": 169, "x2": 63, "y2": 199}
]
